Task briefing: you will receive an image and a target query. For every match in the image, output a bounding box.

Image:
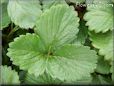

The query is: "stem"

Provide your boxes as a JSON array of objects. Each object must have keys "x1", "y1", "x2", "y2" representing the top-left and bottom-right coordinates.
[{"x1": 8, "y1": 26, "x2": 19, "y2": 37}]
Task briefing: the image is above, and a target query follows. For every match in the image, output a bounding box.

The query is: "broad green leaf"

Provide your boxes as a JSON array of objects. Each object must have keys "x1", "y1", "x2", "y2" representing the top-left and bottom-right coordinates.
[
  {"x1": 84, "y1": 3, "x2": 113, "y2": 33},
  {"x1": 41, "y1": 0, "x2": 67, "y2": 11},
  {"x1": 89, "y1": 31, "x2": 113, "y2": 61},
  {"x1": 95, "y1": 56, "x2": 111, "y2": 74},
  {"x1": 0, "y1": 65, "x2": 20, "y2": 84},
  {"x1": 35, "y1": 5, "x2": 79, "y2": 50},
  {"x1": 7, "y1": 5, "x2": 97, "y2": 82},
  {"x1": 0, "y1": 3, "x2": 10, "y2": 30},
  {"x1": 7, "y1": 33, "x2": 97, "y2": 82},
  {"x1": 25, "y1": 73, "x2": 62, "y2": 84},
  {"x1": 47, "y1": 44, "x2": 97, "y2": 81},
  {"x1": 7, "y1": 33, "x2": 46, "y2": 77},
  {"x1": 72, "y1": 20, "x2": 88, "y2": 45},
  {"x1": 7, "y1": 0, "x2": 42, "y2": 29}
]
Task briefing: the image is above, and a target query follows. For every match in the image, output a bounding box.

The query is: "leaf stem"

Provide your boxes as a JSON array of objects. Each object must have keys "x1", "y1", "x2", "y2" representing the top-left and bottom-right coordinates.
[{"x1": 8, "y1": 26, "x2": 19, "y2": 37}]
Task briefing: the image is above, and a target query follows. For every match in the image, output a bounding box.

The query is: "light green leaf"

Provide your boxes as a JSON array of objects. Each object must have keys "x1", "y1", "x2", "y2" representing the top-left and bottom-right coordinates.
[
  {"x1": 89, "y1": 31, "x2": 113, "y2": 61},
  {"x1": 7, "y1": 5, "x2": 97, "y2": 82},
  {"x1": 0, "y1": 65, "x2": 20, "y2": 84},
  {"x1": 84, "y1": 3, "x2": 113, "y2": 33},
  {"x1": 7, "y1": 34, "x2": 97, "y2": 82},
  {"x1": 41, "y1": 0, "x2": 67, "y2": 11},
  {"x1": 7, "y1": 0, "x2": 42, "y2": 29},
  {"x1": 35, "y1": 5, "x2": 79, "y2": 50},
  {"x1": 7, "y1": 33, "x2": 46, "y2": 77},
  {"x1": 46, "y1": 44, "x2": 97, "y2": 81},
  {"x1": 95, "y1": 56, "x2": 111, "y2": 74},
  {"x1": 0, "y1": 3, "x2": 10, "y2": 30},
  {"x1": 25, "y1": 73, "x2": 62, "y2": 84}
]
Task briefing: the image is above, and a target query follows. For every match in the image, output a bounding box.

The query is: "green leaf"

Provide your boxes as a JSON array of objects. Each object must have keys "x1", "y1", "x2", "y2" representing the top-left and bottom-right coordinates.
[
  {"x1": 25, "y1": 73, "x2": 62, "y2": 84},
  {"x1": 7, "y1": 33, "x2": 46, "y2": 77},
  {"x1": 35, "y1": 5, "x2": 79, "y2": 50},
  {"x1": 41, "y1": 0, "x2": 67, "y2": 11},
  {"x1": 47, "y1": 44, "x2": 97, "y2": 81},
  {"x1": 7, "y1": 5, "x2": 97, "y2": 82},
  {"x1": 0, "y1": 3, "x2": 10, "y2": 30},
  {"x1": 0, "y1": 65, "x2": 20, "y2": 84},
  {"x1": 7, "y1": 34, "x2": 97, "y2": 82},
  {"x1": 72, "y1": 20, "x2": 88, "y2": 45},
  {"x1": 95, "y1": 56, "x2": 111, "y2": 74},
  {"x1": 84, "y1": 3, "x2": 113, "y2": 33},
  {"x1": 7, "y1": 0, "x2": 42, "y2": 29},
  {"x1": 89, "y1": 31, "x2": 113, "y2": 61}
]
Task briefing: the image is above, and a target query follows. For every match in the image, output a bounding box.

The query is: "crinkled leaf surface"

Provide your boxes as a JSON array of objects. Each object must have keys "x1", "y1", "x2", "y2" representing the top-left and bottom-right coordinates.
[
  {"x1": 0, "y1": 3, "x2": 10, "y2": 30},
  {"x1": 7, "y1": 34, "x2": 98, "y2": 81},
  {"x1": 0, "y1": 65, "x2": 20, "y2": 84},
  {"x1": 89, "y1": 31, "x2": 113, "y2": 61},
  {"x1": 41, "y1": 0, "x2": 66, "y2": 11},
  {"x1": 49, "y1": 44, "x2": 97, "y2": 81},
  {"x1": 95, "y1": 56, "x2": 111, "y2": 74},
  {"x1": 7, "y1": 33, "x2": 46, "y2": 76},
  {"x1": 7, "y1": 0, "x2": 42, "y2": 29},
  {"x1": 84, "y1": 3, "x2": 113, "y2": 33},
  {"x1": 25, "y1": 73, "x2": 62, "y2": 84},
  {"x1": 35, "y1": 5, "x2": 79, "y2": 50}
]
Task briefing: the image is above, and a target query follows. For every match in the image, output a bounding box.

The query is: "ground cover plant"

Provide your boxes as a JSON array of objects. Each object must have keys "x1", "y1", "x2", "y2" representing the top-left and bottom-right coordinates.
[{"x1": 0, "y1": 0, "x2": 114, "y2": 85}]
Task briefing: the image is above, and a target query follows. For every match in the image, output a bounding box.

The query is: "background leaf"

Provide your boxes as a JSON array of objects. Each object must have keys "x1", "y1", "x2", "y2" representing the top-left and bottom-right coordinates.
[
  {"x1": 84, "y1": 3, "x2": 113, "y2": 33},
  {"x1": 0, "y1": 65, "x2": 20, "y2": 84},
  {"x1": 0, "y1": 3, "x2": 10, "y2": 30},
  {"x1": 95, "y1": 56, "x2": 111, "y2": 74},
  {"x1": 7, "y1": 0, "x2": 42, "y2": 29},
  {"x1": 89, "y1": 31, "x2": 113, "y2": 61}
]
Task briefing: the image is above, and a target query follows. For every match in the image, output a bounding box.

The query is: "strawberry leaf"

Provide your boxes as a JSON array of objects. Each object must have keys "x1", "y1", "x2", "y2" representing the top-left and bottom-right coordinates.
[
  {"x1": 35, "y1": 5, "x2": 79, "y2": 50},
  {"x1": 0, "y1": 3, "x2": 10, "y2": 30},
  {"x1": 0, "y1": 65, "x2": 20, "y2": 84},
  {"x1": 7, "y1": 0, "x2": 42, "y2": 29},
  {"x1": 89, "y1": 31, "x2": 113, "y2": 61},
  {"x1": 7, "y1": 5, "x2": 97, "y2": 82},
  {"x1": 84, "y1": 3, "x2": 113, "y2": 33}
]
